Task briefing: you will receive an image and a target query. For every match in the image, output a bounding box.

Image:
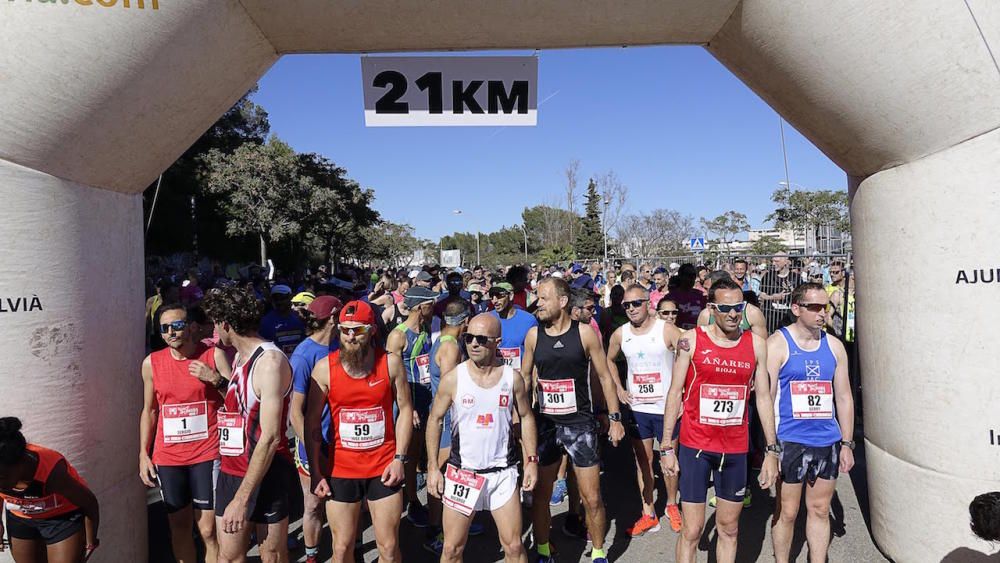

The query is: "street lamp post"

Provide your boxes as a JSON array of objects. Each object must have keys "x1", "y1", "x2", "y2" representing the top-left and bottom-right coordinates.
[
  {"x1": 602, "y1": 194, "x2": 611, "y2": 265},
  {"x1": 519, "y1": 224, "x2": 528, "y2": 263},
  {"x1": 476, "y1": 231, "x2": 481, "y2": 266}
]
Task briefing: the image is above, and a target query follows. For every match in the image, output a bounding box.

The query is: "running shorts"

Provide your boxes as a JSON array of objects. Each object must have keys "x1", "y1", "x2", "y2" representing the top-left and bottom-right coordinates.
[
  {"x1": 445, "y1": 466, "x2": 518, "y2": 514},
  {"x1": 157, "y1": 459, "x2": 218, "y2": 513},
  {"x1": 779, "y1": 441, "x2": 840, "y2": 485},
  {"x1": 215, "y1": 457, "x2": 295, "y2": 524},
  {"x1": 330, "y1": 476, "x2": 401, "y2": 503},
  {"x1": 626, "y1": 410, "x2": 680, "y2": 442},
  {"x1": 678, "y1": 444, "x2": 747, "y2": 504},
  {"x1": 538, "y1": 421, "x2": 600, "y2": 468},
  {"x1": 410, "y1": 382, "x2": 433, "y2": 426},
  {"x1": 5, "y1": 510, "x2": 83, "y2": 545}
]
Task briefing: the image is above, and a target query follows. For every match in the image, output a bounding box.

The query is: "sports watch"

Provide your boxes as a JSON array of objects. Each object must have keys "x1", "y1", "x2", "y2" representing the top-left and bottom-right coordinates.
[
  {"x1": 841, "y1": 440, "x2": 856, "y2": 450},
  {"x1": 608, "y1": 412, "x2": 622, "y2": 423},
  {"x1": 393, "y1": 454, "x2": 410, "y2": 463},
  {"x1": 765, "y1": 443, "x2": 782, "y2": 456},
  {"x1": 526, "y1": 454, "x2": 539, "y2": 464}
]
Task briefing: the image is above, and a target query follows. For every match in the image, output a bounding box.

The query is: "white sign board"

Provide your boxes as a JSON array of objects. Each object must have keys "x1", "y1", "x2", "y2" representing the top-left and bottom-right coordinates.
[
  {"x1": 362, "y1": 56, "x2": 538, "y2": 126},
  {"x1": 690, "y1": 237, "x2": 706, "y2": 251},
  {"x1": 440, "y1": 249, "x2": 462, "y2": 268}
]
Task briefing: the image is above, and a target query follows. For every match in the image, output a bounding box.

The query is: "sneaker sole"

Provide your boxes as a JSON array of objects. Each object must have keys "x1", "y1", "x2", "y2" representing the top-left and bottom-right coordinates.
[{"x1": 628, "y1": 523, "x2": 661, "y2": 537}]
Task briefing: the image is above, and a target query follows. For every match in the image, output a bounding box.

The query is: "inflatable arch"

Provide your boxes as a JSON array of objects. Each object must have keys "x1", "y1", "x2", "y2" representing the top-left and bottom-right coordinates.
[{"x1": 1, "y1": 1, "x2": 998, "y2": 561}]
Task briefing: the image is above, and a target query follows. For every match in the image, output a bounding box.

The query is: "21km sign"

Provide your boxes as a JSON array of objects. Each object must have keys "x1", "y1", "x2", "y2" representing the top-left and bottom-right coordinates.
[{"x1": 362, "y1": 56, "x2": 538, "y2": 127}]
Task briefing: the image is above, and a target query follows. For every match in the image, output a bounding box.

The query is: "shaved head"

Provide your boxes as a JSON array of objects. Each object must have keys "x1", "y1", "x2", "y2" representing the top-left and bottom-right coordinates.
[{"x1": 467, "y1": 313, "x2": 501, "y2": 338}]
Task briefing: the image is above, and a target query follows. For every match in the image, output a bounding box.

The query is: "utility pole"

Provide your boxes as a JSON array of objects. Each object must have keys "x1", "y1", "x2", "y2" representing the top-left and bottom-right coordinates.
[{"x1": 520, "y1": 224, "x2": 528, "y2": 263}]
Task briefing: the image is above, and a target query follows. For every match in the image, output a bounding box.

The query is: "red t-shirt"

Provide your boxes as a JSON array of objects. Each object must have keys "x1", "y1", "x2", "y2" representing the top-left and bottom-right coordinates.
[
  {"x1": 327, "y1": 350, "x2": 396, "y2": 479},
  {"x1": 150, "y1": 344, "x2": 223, "y2": 466}
]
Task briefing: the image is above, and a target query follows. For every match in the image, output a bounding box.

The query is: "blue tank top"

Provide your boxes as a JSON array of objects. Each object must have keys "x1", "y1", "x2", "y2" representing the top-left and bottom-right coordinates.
[
  {"x1": 774, "y1": 327, "x2": 842, "y2": 446},
  {"x1": 394, "y1": 324, "x2": 431, "y2": 385},
  {"x1": 429, "y1": 335, "x2": 465, "y2": 395}
]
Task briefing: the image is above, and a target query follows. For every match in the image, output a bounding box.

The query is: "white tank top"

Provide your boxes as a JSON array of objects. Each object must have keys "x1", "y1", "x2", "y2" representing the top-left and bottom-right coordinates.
[
  {"x1": 448, "y1": 363, "x2": 516, "y2": 471},
  {"x1": 622, "y1": 319, "x2": 673, "y2": 415}
]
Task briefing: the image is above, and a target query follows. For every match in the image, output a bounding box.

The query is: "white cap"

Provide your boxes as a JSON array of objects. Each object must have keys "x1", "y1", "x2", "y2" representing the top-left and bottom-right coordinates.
[
  {"x1": 551, "y1": 271, "x2": 564, "y2": 278},
  {"x1": 408, "y1": 269, "x2": 419, "y2": 279},
  {"x1": 669, "y1": 262, "x2": 680, "y2": 270}
]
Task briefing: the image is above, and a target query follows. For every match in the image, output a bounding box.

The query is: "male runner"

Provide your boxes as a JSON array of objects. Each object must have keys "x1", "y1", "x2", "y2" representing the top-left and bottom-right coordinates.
[
  {"x1": 696, "y1": 271, "x2": 768, "y2": 340},
  {"x1": 660, "y1": 278, "x2": 780, "y2": 563},
  {"x1": 605, "y1": 285, "x2": 683, "y2": 535},
  {"x1": 259, "y1": 284, "x2": 306, "y2": 355},
  {"x1": 426, "y1": 314, "x2": 539, "y2": 563},
  {"x1": 768, "y1": 283, "x2": 854, "y2": 563},
  {"x1": 489, "y1": 282, "x2": 538, "y2": 371},
  {"x1": 202, "y1": 286, "x2": 295, "y2": 563},
  {"x1": 305, "y1": 300, "x2": 412, "y2": 563},
  {"x1": 385, "y1": 285, "x2": 437, "y2": 527},
  {"x1": 139, "y1": 304, "x2": 231, "y2": 563},
  {"x1": 521, "y1": 277, "x2": 625, "y2": 563},
  {"x1": 288, "y1": 296, "x2": 341, "y2": 563}
]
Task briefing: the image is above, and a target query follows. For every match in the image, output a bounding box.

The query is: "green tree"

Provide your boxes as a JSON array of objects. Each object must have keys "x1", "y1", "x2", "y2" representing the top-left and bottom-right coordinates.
[
  {"x1": 574, "y1": 179, "x2": 604, "y2": 259},
  {"x1": 522, "y1": 204, "x2": 580, "y2": 250},
  {"x1": 701, "y1": 211, "x2": 751, "y2": 254},
  {"x1": 767, "y1": 187, "x2": 850, "y2": 252},
  {"x1": 202, "y1": 137, "x2": 312, "y2": 266},
  {"x1": 749, "y1": 235, "x2": 788, "y2": 255},
  {"x1": 362, "y1": 222, "x2": 423, "y2": 268}
]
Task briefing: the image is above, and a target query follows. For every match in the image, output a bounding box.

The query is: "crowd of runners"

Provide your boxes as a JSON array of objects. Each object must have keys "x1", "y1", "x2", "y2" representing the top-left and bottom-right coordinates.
[{"x1": 1, "y1": 256, "x2": 865, "y2": 562}]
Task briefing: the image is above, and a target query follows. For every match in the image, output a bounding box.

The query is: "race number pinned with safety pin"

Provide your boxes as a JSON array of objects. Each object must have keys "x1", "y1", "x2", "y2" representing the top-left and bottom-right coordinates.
[
  {"x1": 790, "y1": 381, "x2": 834, "y2": 419},
  {"x1": 162, "y1": 401, "x2": 208, "y2": 443},
  {"x1": 218, "y1": 412, "x2": 245, "y2": 456},
  {"x1": 443, "y1": 464, "x2": 486, "y2": 516},
  {"x1": 539, "y1": 378, "x2": 577, "y2": 415},
  {"x1": 362, "y1": 56, "x2": 538, "y2": 126},
  {"x1": 699, "y1": 384, "x2": 746, "y2": 426}
]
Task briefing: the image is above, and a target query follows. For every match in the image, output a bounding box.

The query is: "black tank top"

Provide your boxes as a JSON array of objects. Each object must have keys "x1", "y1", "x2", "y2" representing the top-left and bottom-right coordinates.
[{"x1": 534, "y1": 320, "x2": 593, "y2": 427}]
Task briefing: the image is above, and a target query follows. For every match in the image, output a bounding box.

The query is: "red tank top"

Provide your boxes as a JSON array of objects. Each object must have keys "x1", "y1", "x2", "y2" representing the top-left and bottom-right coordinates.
[
  {"x1": 0, "y1": 445, "x2": 86, "y2": 519},
  {"x1": 679, "y1": 327, "x2": 756, "y2": 454},
  {"x1": 150, "y1": 344, "x2": 223, "y2": 466},
  {"x1": 219, "y1": 343, "x2": 292, "y2": 477},
  {"x1": 327, "y1": 349, "x2": 396, "y2": 479}
]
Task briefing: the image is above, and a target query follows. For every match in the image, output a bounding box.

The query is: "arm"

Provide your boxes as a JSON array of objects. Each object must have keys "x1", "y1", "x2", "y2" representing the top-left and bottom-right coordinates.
[
  {"x1": 188, "y1": 347, "x2": 231, "y2": 388},
  {"x1": 385, "y1": 350, "x2": 412, "y2": 486},
  {"x1": 605, "y1": 329, "x2": 631, "y2": 405},
  {"x1": 47, "y1": 460, "x2": 99, "y2": 548},
  {"x1": 751, "y1": 334, "x2": 780, "y2": 488},
  {"x1": 829, "y1": 337, "x2": 856, "y2": 472},
  {"x1": 581, "y1": 326, "x2": 624, "y2": 445},
  {"x1": 659, "y1": 329, "x2": 695, "y2": 476},
  {"x1": 305, "y1": 359, "x2": 331, "y2": 496},
  {"x1": 696, "y1": 308, "x2": 711, "y2": 327},
  {"x1": 747, "y1": 305, "x2": 769, "y2": 340},
  {"x1": 765, "y1": 332, "x2": 788, "y2": 403},
  {"x1": 519, "y1": 327, "x2": 538, "y2": 394},
  {"x1": 513, "y1": 371, "x2": 538, "y2": 491},
  {"x1": 289, "y1": 354, "x2": 313, "y2": 444},
  {"x1": 425, "y1": 368, "x2": 457, "y2": 498},
  {"x1": 221, "y1": 352, "x2": 291, "y2": 533},
  {"x1": 214, "y1": 347, "x2": 233, "y2": 381},
  {"x1": 138, "y1": 356, "x2": 158, "y2": 488}
]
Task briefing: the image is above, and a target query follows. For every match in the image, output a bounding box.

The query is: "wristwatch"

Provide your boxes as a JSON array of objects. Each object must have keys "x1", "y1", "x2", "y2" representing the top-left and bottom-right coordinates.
[
  {"x1": 841, "y1": 440, "x2": 856, "y2": 450},
  {"x1": 608, "y1": 412, "x2": 622, "y2": 423},
  {"x1": 765, "y1": 443, "x2": 782, "y2": 456},
  {"x1": 659, "y1": 447, "x2": 675, "y2": 456},
  {"x1": 393, "y1": 454, "x2": 410, "y2": 463},
  {"x1": 525, "y1": 454, "x2": 539, "y2": 464}
]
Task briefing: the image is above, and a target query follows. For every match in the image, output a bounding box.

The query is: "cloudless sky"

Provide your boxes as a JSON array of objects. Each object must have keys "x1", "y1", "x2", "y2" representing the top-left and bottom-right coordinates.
[{"x1": 254, "y1": 46, "x2": 846, "y2": 241}]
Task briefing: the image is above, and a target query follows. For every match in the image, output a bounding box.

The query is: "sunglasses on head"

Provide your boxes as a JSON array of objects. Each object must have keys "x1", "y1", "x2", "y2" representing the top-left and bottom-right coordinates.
[
  {"x1": 711, "y1": 302, "x2": 747, "y2": 314},
  {"x1": 462, "y1": 333, "x2": 497, "y2": 346},
  {"x1": 159, "y1": 320, "x2": 188, "y2": 333},
  {"x1": 796, "y1": 302, "x2": 827, "y2": 313},
  {"x1": 339, "y1": 324, "x2": 372, "y2": 336},
  {"x1": 622, "y1": 299, "x2": 646, "y2": 310},
  {"x1": 657, "y1": 309, "x2": 679, "y2": 316}
]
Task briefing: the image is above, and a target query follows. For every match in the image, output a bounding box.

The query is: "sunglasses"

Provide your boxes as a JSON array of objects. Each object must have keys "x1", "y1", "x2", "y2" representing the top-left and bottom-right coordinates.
[
  {"x1": 159, "y1": 320, "x2": 188, "y2": 333},
  {"x1": 622, "y1": 299, "x2": 646, "y2": 310},
  {"x1": 657, "y1": 310, "x2": 679, "y2": 316},
  {"x1": 339, "y1": 324, "x2": 372, "y2": 336},
  {"x1": 796, "y1": 303, "x2": 827, "y2": 313},
  {"x1": 462, "y1": 333, "x2": 498, "y2": 346},
  {"x1": 488, "y1": 290, "x2": 509, "y2": 298},
  {"x1": 711, "y1": 302, "x2": 747, "y2": 314}
]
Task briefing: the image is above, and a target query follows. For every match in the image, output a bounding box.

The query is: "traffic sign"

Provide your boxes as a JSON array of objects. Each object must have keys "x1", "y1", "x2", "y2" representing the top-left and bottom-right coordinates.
[{"x1": 689, "y1": 237, "x2": 706, "y2": 252}]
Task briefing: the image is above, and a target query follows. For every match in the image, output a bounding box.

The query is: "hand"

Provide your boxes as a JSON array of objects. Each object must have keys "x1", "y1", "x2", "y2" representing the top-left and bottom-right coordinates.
[
  {"x1": 660, "y1": 450, "x2": 679, "y2": 477},
  {"x1": 382, "y1": 459, "x2": 404, "y2": 487},
  {"x1": 839, "y1": 446, "x2": 856, "y2": 473},
  {"x1": 412, "y1": 410, "x2": 422, "y2": 429},
  {"x1": 188, "y1": 360, "x2": 217, "y2": 384},
  {"x1": 311, "y1": 474, "x2": 331, "y2": 498},
  {"x1": 616, "y1": 387, "x2": 634, "y2": 406},
  {"x1": 522, "y1": 462, "x2": 537, "y2": 491},
  {"x1": 138, "y1": 454, "x2": 158, "y2": 488},
  {"x1": 221, "y1": 495, "x2": 248, "y2": 535},
  {"x1": 427, "y1": 468, "x2": 444, "y2": 499},
  {"x1": 608, "y1": 420, "x2": 625, "y2": 446},
  {"x1": 758, "y1": 455, "x2": 779, "y2": 489},
  {"x1": 83, "y1": 539, "x2": 99, "y2": 562}
]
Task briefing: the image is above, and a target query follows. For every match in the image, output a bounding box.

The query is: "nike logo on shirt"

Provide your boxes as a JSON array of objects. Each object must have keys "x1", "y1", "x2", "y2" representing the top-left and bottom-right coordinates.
[{"x1": 368, "y1": 379, "x2": 384, "y2": 387}]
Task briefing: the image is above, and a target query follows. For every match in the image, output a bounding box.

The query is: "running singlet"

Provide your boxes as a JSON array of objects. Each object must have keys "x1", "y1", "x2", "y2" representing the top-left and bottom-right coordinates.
[
  {"x1": 680, "y1": 327, "x2": 756, "y2": 454},
  {"x1": 393, "y1": 324, "x2": 431, "y2": 385},
  {"x1": 534, "y1": 321, "x2": 592, "y2": 427},
  {"x1": 429, "y1": 335, "x2": 463, "y2": 394},
  {"x1": 490, "y1": 308, "x2": 538, "y2": 370},
  {"x1": 0, "y1": 445, "x2": 86, "y2": 519},
  {"x1": 219, "y1": 342, "x2": 292, "y2": 477},
  {"x1": 327, "y1": 349, "x2": 397, "y2": 479},
  {"x1": 259, "y1": 310, "x2": 305, "y2": 356},
  {"x1": 448, "y1": 364, "x2": 517, "y2": 470},
  {"x1": 150, "y1": 344, "x2": 223, "y2": 466},
  {"x1": 774, "y1": 328, "x2": 842, "y2": 446},
  {"x1": 622, "y1": 319, "x2": 673, "y2": 415}
]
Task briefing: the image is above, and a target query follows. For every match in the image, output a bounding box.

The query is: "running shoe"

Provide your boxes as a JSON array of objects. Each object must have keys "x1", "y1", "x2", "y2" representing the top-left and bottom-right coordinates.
[
  {"x1": 537, "y1": 555, "x2": 556, "y2": 563},
  {"x1": 550, "y1": 478, "x2": 568, "y2": 505},
  {"x1": 561, "y1": 513, "x2": 587, "y2": 539},
  {"x1": 593, "y1": 558, "x2": 609, "y2": 563},
  {"x1": 666, "y1": 503, "x2": 682, "y2": 532},
  {"x1": 626, "y1": 513, "x2": 661, "y2": 537},
  {"x1": 422, "y1": 533, "x2": 444, "y2": 556},
  {"x1": 305, "y1": 555, "x2": 319, "y2": 563},
  {"x1": 406, "y1": 501, "x2": 430, "y2": 528}
]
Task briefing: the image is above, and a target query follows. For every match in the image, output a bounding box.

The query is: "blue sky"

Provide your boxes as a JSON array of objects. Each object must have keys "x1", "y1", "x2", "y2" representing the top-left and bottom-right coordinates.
[{"x1": 254, "y1": 46, "x2": 846, "y2": 241}]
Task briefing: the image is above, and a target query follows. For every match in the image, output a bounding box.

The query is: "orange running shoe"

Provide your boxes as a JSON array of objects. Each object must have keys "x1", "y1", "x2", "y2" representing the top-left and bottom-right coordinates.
[
  {"x1": 666, "y1": 504, "x2": 682, "y2": 532},
  {"x1": 626, "y1": 513, "x2": 661, "y2": 537}
]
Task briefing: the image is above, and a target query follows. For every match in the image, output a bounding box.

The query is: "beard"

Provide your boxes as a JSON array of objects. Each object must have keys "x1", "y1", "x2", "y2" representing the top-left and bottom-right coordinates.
[{"x1": 340, "y1": 340, "x2": 368, "y2": 369}]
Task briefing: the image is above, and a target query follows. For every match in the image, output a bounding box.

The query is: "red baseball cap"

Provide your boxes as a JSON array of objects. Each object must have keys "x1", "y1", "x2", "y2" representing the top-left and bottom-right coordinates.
[
  {"x1": 306, "y1": 295, "x2": 343, "y2": 321},
  {"x1": 339, "y1": 300, "x2": 375, "y2": 326}
]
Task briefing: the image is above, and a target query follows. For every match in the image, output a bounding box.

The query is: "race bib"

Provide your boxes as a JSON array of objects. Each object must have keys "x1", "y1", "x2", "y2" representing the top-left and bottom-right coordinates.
[
  {"x1": 790, "y1": 381, "x2": 834, "y2": 419},
  {"x1": 218, "y1": 412, "x2": 245, "y2": 456},
  {"x1": 415, "y1": 354, "x2": 431, "y2": 385},
  {"x1": 497, "y1": 347, "x2": 522, "y2": 370},
  {"x1": 630, "y1": 372, "x2": 664, "y2": 404},
  {"x1": 443, "y1": 464, "x2": 486, "y2": 516},
  {"x1": 7, "y1": 496, "x2": 59, "y2": 516},
  {"x1": 539, "y1": 379, "x2": 577, "y2": 415},
  {"x1": 339, "y1": 407, "x2": 386, "y2": 450},
  {"x1": 698, "y1": 384, "x2": 746, "y2": 427},
  {"x1": 162, "y1": 401, "x2": 209, "y2": 444}
]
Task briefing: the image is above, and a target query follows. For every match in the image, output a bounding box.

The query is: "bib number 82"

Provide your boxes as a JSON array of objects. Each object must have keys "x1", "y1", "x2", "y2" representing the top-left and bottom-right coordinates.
[{"x1": 807, "y1": 395, "x2": 822, "y2": 407}]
